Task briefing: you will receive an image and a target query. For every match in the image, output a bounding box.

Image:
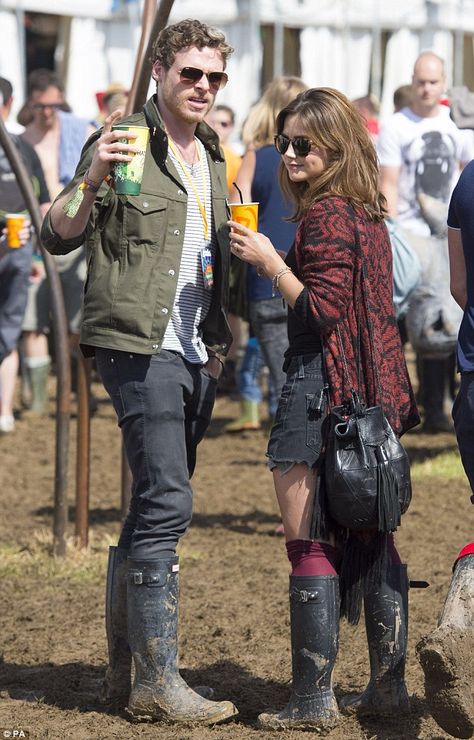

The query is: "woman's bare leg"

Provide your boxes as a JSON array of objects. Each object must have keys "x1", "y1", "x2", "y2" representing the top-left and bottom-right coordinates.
[{"x1": 273, "y1": 463, "x2": 333, "y2": 545}]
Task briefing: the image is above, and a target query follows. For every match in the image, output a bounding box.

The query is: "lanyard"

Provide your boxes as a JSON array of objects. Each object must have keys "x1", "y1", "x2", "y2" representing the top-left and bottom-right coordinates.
[{"x1": 167, "y1": 137, "x2": 209, "y2": 241}]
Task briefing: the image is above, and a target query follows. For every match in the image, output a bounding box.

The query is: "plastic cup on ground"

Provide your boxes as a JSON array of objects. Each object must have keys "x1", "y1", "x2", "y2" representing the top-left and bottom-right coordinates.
[{"x1": 112, "y1": 125, "x2": 150, "y2": 195}]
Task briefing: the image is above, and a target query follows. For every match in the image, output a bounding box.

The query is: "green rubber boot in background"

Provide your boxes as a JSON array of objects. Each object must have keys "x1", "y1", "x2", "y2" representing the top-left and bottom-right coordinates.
[
  {"x1": 225, "y1": 399, "x2": 260, "y2": 432},
  {"x1": 23, "y1": 358, "x2": 51, "y2": 415}
]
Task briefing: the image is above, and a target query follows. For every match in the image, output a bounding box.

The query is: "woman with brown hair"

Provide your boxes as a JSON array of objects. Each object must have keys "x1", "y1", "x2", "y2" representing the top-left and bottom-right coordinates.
[{"x1": 228, "y1": 87, "x2": 419, "y2": 731}]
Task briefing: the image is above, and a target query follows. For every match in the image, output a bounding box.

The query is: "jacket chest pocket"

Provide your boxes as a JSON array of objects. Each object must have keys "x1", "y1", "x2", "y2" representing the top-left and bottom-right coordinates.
[{"x1": 122, "y1": 194, "x2": 169, "y2": 247}]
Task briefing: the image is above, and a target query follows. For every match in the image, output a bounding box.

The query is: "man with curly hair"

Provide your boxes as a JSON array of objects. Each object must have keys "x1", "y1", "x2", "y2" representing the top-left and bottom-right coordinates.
[{"x1": 41, "y1": 19, "x2": 237, "y2": 725}]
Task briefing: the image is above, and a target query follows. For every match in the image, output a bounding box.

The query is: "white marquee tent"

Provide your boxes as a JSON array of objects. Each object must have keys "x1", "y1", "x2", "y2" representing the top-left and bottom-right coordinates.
[{"x1": 1, "y1": 0, "x2": 474, "y2": 128}]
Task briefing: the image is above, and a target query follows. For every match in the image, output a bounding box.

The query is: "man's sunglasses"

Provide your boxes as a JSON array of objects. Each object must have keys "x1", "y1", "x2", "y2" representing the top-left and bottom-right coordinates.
[
  {"x1": 179, "y1": 67, "x2": 228, "y2": 91},
  {"x1": 274, "y1": 134, "x2": 315, "y2": 157},
  {"x1": 31, "y1": 102, "x2": 63, "y2": 111}
]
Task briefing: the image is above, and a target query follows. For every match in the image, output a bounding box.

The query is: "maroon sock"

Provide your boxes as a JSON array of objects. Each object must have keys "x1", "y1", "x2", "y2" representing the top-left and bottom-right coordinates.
[
  {"x1": 286, "y1": 539, "x2": 338, "y2": 576},
  {"x1": 388, "y1": 533, "x2": 402, "y2": 565}
]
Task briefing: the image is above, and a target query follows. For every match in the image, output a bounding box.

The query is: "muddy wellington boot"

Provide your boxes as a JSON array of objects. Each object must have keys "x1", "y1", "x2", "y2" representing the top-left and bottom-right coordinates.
[
  {"x1": 258, "y1": 575, "x2": 341, "y2": 731},
  {"x1": 341, "y1": 564, "x2": 410, "y2": 715},
  {"x1": 100, "y1": 546, "x2": 131, "y2": 709},
  {"x1": 417, "y1": 553, "x2": 474, "y2": 739},
  {"x1": 126, "y1": 556, "x2": 238, "y2": 725}
]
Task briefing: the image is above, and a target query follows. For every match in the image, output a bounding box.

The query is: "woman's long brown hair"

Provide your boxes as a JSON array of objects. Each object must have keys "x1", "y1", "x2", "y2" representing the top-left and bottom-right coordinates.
[{"x1": 276, "y1": 87, "x2": 387, "y2": 222}]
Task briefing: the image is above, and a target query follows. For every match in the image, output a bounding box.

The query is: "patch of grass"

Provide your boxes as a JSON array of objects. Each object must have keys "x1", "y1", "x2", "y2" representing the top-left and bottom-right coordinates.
[
  {"x1": 0, "y1": 530, "x2": 206, "y2": 581},
  {"x1": 0, "y1": 529, "x2": 114, "y2": 583},
  {"x1": 411, "y1": 449, "x2": 465, "y2": 481}
]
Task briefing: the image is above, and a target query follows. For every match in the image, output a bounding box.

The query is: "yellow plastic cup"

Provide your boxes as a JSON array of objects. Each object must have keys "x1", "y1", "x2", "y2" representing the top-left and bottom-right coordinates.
[
  {"x1": 112, "y1": 125, "x2": 150, "y2": 195},
  {"x1": 6, "y1": 213, "x2": 26, "y2": 248},
  {"x1": 229, "y1": 202, "x2": 259, "y2": 232}
]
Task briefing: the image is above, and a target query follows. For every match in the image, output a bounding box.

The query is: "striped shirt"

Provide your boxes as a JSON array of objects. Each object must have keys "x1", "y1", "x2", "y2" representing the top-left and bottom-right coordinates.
[{"x1": 162, "y1": 138, "x2": 216, "y2": 363}]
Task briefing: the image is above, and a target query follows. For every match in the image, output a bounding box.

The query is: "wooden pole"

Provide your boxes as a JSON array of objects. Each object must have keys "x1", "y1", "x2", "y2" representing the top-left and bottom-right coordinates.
[
  {"x1": 120, "y1": 0, "x2": 176, "y2": 514},
  {"x1": 75, "y1": 355, "x2": 92, "y2": 547},
  {"x1": 125, "y1": 0, "x2": 176, "y2": 115}
]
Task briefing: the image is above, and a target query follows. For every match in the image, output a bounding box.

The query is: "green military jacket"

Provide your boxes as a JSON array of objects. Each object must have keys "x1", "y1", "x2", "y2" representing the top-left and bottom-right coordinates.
[{"x1": 41, "y1": 96, "x2": 232, "y2": 357}]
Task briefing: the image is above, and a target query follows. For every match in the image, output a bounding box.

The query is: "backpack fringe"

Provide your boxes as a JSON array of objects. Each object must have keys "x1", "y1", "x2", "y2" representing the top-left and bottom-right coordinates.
[
  {"x1": 339, "y1": 531, "x2": 389, "y2": 625},
  {"x1": 375, "y1": 445, "x2": 402, "y2": 532},
  {"x1": 310, "y1": 462, "x2": 332, "y2": 541}
]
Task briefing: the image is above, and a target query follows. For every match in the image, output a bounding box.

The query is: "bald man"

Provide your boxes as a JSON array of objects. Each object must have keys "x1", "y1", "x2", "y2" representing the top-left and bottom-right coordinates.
[{"x1": 378, "y1": 51, "x2": 474, "y2": 433}]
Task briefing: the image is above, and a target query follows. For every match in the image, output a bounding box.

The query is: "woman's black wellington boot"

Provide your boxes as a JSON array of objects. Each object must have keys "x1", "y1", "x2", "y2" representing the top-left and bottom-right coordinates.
[
  {"x1": 258, "y1": 575, "x2": 341, "y2": 730},
  {"x1": 341, "y1": 564, "x2": 410, "y2": 715}
]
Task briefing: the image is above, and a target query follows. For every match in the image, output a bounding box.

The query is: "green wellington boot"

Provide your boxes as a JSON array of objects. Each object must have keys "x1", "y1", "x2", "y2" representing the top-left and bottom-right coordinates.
[{"x1": 225, "y1": 400, "x2": 260, "y2": 432}]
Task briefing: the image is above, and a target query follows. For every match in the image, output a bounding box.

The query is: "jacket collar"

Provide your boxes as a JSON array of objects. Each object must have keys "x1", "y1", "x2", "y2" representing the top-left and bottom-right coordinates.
[{"x1": 143, "y1": 95, "x2": 224, "y2": 164}]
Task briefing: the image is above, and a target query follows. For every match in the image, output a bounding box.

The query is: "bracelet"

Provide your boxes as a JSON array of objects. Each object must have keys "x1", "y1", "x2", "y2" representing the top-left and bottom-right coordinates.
[
  {"x1": 271, "y1": 266, "x2": 293, "y2": 297},
  {"x1": 83, "y1": 170, "x2": 112, "y2": 193},
  {"x1": 63, "y1": 171, "x2": 113, "y2": 219},
  {"x1": 207, "y1": 351, "x2": 225, "y2": 368}
]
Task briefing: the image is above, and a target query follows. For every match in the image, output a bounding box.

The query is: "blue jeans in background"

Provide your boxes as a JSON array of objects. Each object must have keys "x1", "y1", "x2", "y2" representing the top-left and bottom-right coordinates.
[
  {"x1": 249, "y1": 297, "x2": 288, "y2": 417},
  {"x1": 239, "y1": 335, "x2": 278, "y2": 415}
]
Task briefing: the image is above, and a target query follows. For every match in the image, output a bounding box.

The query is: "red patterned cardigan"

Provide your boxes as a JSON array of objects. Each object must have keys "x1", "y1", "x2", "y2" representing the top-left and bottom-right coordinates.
[{"x1": 292, "y1": 196, "x2": 419, "y2": 436}]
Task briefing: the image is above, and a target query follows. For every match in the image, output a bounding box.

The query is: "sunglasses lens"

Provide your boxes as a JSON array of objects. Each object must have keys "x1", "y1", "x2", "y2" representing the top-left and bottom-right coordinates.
[
  {"x1": 275, "y1": 135, "x2": 290, "y2": 154},
  {"x1": 293, "y1": 138, "x2": 312, "y2": 156},
  {"x1": 180, "y1": 67, "x2": 202, "y2": 84},
  {"x1": 208, "y1": 72, "x2": 227, "y2": 90}
]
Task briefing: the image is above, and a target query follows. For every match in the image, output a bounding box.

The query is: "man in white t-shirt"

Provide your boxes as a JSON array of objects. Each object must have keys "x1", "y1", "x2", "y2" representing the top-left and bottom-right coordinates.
[{"x1": 378, "y1": 51, "x2": 474, "y2": 432}]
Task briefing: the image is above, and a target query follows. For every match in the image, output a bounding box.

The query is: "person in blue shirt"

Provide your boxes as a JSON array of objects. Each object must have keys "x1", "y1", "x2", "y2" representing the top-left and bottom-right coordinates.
[{"x1": 447, "y1": 158, "x2": 474, "y2": 494}]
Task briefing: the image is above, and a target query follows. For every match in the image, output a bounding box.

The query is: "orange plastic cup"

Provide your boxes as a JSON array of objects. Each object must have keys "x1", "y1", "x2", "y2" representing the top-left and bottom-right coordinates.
[
  {"x1": 229, "y1": 202, "x2": 259, "y2": 232},
  {"x1": 6, "y1": 213, "x2": 26, "y2": 248}
]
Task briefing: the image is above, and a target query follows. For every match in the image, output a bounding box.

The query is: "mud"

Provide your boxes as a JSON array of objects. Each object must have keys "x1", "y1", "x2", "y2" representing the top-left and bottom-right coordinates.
[
  {"x1": 417, "y1": 627, "x2": 474, "y2": 739},
  {"x1": 0, "y1": 376, "x2": 472, "y2": 739}
]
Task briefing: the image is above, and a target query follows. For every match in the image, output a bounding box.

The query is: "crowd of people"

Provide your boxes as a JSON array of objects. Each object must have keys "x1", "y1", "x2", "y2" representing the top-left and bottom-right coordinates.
[{"x1": 0, "y1": 16, "x2": 472, "y2": 737}]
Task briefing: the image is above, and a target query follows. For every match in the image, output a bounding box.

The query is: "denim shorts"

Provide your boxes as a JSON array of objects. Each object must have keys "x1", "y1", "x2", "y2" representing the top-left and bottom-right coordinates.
[{"x1": 267, "y1": 353, "x2": 325, "y2": 473}]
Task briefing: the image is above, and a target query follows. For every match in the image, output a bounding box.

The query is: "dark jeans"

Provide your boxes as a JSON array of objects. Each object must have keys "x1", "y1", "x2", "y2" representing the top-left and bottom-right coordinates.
[
  {"x1": 248, "y1": 297, "x2": 288, "y2": 412},
  {"x1": 95, "y1": 348, "x2": 218, "y2": 558},
  {"x1": 452, "y1": 371, "x2": 474, "y2": 501}
]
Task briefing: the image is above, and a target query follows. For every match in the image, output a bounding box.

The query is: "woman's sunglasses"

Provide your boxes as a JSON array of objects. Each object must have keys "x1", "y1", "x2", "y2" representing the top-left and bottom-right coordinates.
[
  {"x1": 274, "y1": 134, "x2": 315, "y2": 157},
  {"x1": 179, "y1": 67, "x2": 228, "y2": 91}
]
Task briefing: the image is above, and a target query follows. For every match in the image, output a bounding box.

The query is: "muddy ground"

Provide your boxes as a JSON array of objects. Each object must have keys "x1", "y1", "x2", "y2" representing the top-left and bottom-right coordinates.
[{"x1": 0, "y1": 373, "x2": 472, "y2": 740}]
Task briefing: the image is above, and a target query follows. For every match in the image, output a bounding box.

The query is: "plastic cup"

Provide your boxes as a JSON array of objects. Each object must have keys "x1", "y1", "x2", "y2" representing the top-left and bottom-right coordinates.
[
  {"x1": 112, "y1": 125, "x2": 150, "y2": 195},
  {"x1": 6, "y1": 213, "x2": 26, "y2": 248},
  {"x1": 229, "y1": 202, "x2": 259, "y2": 232}
]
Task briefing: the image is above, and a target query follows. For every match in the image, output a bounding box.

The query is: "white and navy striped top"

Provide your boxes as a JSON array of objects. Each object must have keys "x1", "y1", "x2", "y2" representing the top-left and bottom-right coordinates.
[{"x1": 162, "y1": 138, "x2": 217, "y2": 364}]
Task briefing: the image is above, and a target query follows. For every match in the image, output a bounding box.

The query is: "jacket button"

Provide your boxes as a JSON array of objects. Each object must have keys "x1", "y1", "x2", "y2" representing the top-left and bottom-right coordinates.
[
  {"x1": 152, "y1": 344, "x2": 158, "y2": 349},
  {"x1": 177, "y1": 189, "x2": 183, "y2": 195},
  {"x1": 161, "y1": 307, "x2": 168, "y2": 314},
  {"x1": 168, "y1": 269, "x2": 175, "y2": 276},
  {"x1": 142, "y1": 201, "x2": 149, "y2": 208},
  {"x1": 174, "y1": 229, "x2": 180, "y2": 236}
]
